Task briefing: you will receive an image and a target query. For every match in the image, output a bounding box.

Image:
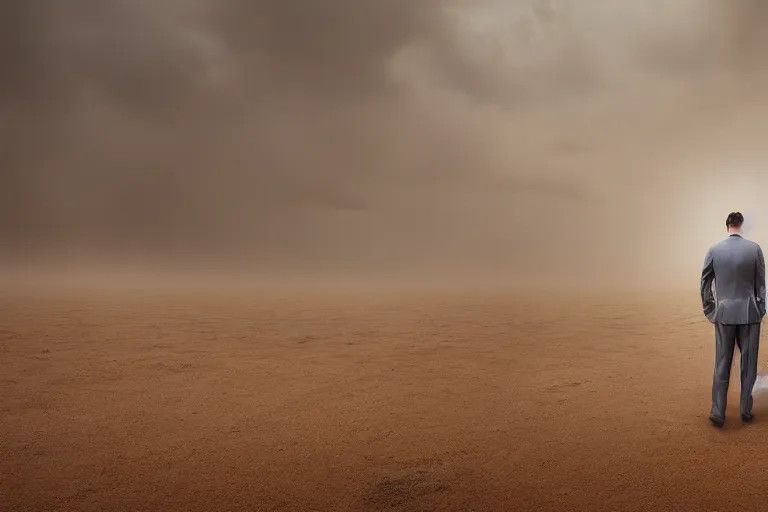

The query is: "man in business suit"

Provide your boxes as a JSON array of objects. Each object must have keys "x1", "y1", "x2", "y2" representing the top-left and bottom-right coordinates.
[{"x1": 701, "y1": 212, "x2": 766, "y2": 427}]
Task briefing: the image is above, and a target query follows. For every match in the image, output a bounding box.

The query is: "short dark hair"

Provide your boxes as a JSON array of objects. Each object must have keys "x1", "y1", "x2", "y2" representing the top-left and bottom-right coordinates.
[{"x1": 726, "y1": 212, "x2": 744, "y2": 227}]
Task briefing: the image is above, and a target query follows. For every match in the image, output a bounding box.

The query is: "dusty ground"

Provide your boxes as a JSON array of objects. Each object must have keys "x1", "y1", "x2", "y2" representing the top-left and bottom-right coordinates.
[{"x1": 2, "y1": 282, "x2": 768, "y2": 511}]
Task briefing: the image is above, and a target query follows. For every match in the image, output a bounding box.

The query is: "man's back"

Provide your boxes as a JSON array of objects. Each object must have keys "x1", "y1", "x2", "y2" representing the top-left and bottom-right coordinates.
[{"x1": 702, "y1": 234, "x2": 765, "y2": 324}]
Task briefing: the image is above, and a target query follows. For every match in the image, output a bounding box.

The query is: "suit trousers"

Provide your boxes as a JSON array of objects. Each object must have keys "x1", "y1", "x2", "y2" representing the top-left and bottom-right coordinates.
[{"x1": 711, "y1": 322, "x2": 761, "y2": 420}]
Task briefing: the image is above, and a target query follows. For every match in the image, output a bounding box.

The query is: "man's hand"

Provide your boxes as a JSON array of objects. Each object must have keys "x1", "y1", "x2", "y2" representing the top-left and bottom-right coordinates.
[
  {"x1": 701, "y1": 248, "x2": 716, "y2": 322},
  {"x1": 757, "y1": 245, "x2": 766, "y2": 318}
]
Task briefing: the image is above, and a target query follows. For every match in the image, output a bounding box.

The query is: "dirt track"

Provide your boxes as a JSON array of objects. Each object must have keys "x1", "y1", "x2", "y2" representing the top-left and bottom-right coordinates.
[{"x1": 2, "y1": 285, "x2": 768, "y2": 511}]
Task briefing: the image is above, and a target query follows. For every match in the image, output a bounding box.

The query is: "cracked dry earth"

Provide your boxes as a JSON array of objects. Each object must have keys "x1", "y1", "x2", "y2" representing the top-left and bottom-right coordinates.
[{"x1": 2, "y1": 284, "x2": 768, "y2": 511}]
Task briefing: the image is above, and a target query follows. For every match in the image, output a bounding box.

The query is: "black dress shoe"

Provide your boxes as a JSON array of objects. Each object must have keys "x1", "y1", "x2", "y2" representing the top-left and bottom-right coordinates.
[
  {"x1": 742, "y1": 414, "x2": 754, "y2": 423},
  {"x1": 710, "y1": 415, "x2": 725, "y2": 428}
]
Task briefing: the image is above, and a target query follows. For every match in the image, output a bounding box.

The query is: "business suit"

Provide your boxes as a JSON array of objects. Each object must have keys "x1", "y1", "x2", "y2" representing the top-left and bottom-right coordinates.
[{"x1": 701, "y1": 233, "x2": 766, "y2": 423}]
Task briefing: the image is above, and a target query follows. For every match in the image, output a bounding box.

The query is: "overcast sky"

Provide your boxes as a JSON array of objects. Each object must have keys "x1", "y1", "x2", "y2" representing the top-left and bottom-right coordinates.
[{"x1": 3, "y1": 1, "x2": 768, "y2": 285}]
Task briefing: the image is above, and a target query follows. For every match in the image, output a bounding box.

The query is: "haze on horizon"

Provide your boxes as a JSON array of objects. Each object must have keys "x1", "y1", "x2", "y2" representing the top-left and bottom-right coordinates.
[{"x1": 3, "y1": 1, "x2": 768, "y2": 287}]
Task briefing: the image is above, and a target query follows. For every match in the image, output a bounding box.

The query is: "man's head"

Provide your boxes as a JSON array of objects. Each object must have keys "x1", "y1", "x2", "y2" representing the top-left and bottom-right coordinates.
[{"x1": 726, "y1": 212, "x2": 744, "y2": 234}]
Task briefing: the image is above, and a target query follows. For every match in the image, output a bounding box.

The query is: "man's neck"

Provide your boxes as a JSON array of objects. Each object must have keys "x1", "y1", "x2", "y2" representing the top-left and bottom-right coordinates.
[{"x1": 729, "y1": 231, "x2": 742, "y2": 237}]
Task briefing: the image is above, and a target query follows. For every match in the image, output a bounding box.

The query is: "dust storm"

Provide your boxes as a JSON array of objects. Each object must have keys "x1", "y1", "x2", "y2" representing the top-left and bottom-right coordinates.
[
  {"x1": 4, "y1": 2, "x2": 768, "y2": 511},
  {"x1": 1, "y1": 1, "x2": 766, "y2": 286}
]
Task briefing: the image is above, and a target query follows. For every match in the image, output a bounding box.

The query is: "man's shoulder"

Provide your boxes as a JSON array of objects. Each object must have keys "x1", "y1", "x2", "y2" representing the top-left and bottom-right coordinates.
[
  {"x1": 708, "y1": 237, "x2": 759, "y2": 254},
  {"x1": 739, "y1": 238, "x2": 762, "y2": 251},
  {"x1": 727, "y1": 237, "x2": 762, "y2": 254}
]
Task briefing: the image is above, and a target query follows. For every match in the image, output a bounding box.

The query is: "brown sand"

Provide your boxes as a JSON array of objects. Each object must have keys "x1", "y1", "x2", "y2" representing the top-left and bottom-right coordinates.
[{"x1": 2, "y1": 283, "x2": 768, "y2": 511}]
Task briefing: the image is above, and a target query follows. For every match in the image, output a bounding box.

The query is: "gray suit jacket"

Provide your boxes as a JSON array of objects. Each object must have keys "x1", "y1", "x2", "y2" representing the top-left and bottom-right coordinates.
[{"x1": 701, "y1": 234, "x2": 766, "y2": 324}]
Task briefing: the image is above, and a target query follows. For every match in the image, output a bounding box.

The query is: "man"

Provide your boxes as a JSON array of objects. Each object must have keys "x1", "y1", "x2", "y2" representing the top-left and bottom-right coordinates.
[{"x1": 701, "y1": 212, "x2": 766, "y2": 427}]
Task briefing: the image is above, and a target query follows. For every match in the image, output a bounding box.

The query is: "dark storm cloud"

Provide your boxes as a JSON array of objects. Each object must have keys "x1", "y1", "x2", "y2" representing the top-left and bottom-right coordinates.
[
  {"x1": 722, "y1": 0, "x2": 768, "y2": 67},
  {"x1": 3, "y1": 1, "x2": 768, "y2": 283},
  {"x1": 0, "y1": 0, "x2": 456, "y2": 258},
  {"x1": 211, "y1": 0, "x2": 444, "y2": 100}
]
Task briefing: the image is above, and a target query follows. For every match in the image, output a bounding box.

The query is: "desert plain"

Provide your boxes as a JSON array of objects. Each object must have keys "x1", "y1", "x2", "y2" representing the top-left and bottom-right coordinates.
[{"x1": 3, "y1": 277, "x2": 768, "y2": 512}]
